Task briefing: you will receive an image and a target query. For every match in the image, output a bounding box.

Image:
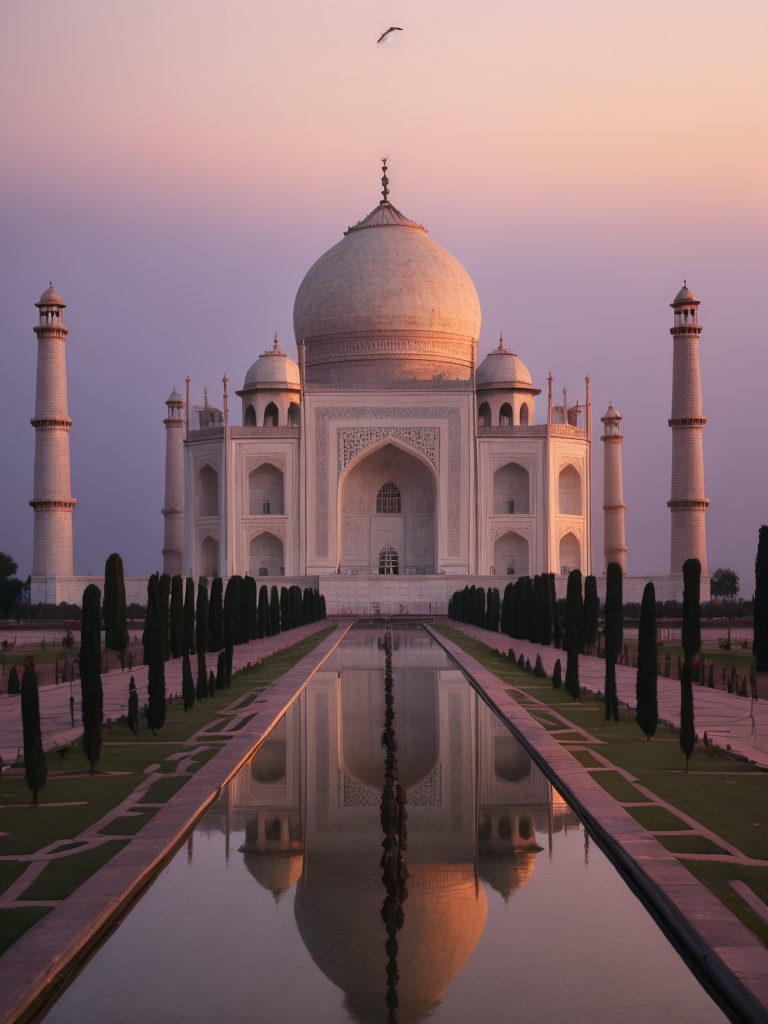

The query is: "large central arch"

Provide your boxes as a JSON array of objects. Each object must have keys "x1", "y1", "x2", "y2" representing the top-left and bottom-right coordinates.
[{"x1": 339, "y1": 441, "x2": 436, "y2": 574}]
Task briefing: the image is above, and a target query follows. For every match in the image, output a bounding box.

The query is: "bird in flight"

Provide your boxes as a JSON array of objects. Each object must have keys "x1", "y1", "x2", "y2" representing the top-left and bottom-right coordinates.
[{"x1": 377, "y1": 26, "x2": 403, "y2": 43}]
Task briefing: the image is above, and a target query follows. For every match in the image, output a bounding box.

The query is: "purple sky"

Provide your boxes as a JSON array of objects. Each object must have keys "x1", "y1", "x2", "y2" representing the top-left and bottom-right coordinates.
[{"x1": 1, "y1": 0, "x2": 766, "y2": 591}]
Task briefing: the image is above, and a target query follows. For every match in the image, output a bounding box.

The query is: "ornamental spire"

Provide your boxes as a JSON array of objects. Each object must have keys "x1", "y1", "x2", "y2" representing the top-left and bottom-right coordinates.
[{"x1": 380, "y1": 157, "x2": 389, "y2": 205}]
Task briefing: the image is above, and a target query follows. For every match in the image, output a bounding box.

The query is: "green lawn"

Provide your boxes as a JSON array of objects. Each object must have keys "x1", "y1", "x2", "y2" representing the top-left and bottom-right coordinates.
[
  {"x1": 0, "y1": 626, "x2": 335, "y2": 955},
  {"x1": 19, "y1": 841, "x2": 128, "y2": 901},
  {"x1": 436, "y1": 624, "x2": 768, "y2": 945}
]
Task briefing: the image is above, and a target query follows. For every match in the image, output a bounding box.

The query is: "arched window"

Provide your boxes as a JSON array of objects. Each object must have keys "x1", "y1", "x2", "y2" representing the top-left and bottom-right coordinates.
[
  {"x1": 499, "y1": 403, "x2": 512, "y2": 426},
  {"x1": 559, "y1": 465, "x2": 582, "y2": 515},
  {"x1": 493, "y1": 531, "x2": 529, "y2": 576},
  {"x1": 519, "y1": 403, "x2": 529, "y2": 425},
  {"x1": 478, "y1": 402, "x2": 491, "y2": 427},
  {"x1": 198, "y1": 464, "x2": 219, "y2": 517},
  {"x1": 287, "y1": 402, "x2": 300, "y2": 426},
  {"x1": 243, "y1": 405, "x2": 257, "y2": 426},
  {"x1": 493, "y1": 463, "x2": 530, "y2": 515},
  {"x1": 379, "y1": 544, "x2": 399, "y2": 575},
  {"x1": 559, "y1": 532, "x2": 580, "y2": 574},
  {"x1": 200, "y1": 535, "x2": 219, "y2": 577},
  {"x1": 249, "y1": 463, "x2": 285, "y2": 515},
  {"x1": 263, "y1": 402, "x2": 279, "y2": 427},
  {"x1": 376, "y1": 480, "x2": 401, "y2": 514}
]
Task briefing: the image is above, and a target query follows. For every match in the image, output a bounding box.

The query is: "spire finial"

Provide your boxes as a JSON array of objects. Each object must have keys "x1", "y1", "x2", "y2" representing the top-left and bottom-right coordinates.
[
  {"x1": 499, "y1": 332, "x2": 504, "y2": 351},
  {"x1": 380, "y1": 156, "x2": 389, "y2": 205},
  {"x1": 684, "y1": 278, "x2": 687, "y2": 287}
]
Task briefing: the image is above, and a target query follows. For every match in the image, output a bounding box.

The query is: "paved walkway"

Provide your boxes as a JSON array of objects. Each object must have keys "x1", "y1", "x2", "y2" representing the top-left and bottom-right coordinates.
[
  {"x1": 0, "y1": 621, "x2": 331, "y2": 766},
  {"x1": 0, "y1": 622, "x2": 350, "y2": 1024},
  {"x1": 442, "y1": 620, "x2": 768, "y2": 767},
  {"x1": 425, "y1": 624, "x2": 768, "y2": 1024}
]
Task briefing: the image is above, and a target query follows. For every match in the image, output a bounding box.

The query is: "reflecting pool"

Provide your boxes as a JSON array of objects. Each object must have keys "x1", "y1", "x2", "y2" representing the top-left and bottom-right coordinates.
[{"x1": 42, "y1": 627, "x2": 729, "y2": 1023}]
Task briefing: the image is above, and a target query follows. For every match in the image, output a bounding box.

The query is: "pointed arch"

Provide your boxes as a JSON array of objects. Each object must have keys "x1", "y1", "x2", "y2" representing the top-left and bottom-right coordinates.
[
  {"x1": 198, "y1": 463, "x2": 219, "y2": 517},
  {"x1": 200, "y1": 535, "x2": 219, "y2": 577},
  {"x1": 249, "y1": 531, "x2": 284, "y2": 577},
  {"x1": 263, "y1": 402, "x2": 279, "y2": 427},
  {"x1": 493, "y1": 462, "x2": 530, "y2": 515},
  {"x1": 243, "y1": 404, "x2": 257, "y2": 427},
  {"x1": 559, "y1": 531, "x2": 580, "y2": 573},
  {"x1": 493, "y1": 531, "x2": 529, "y2": 576},
  {"x1": 376, "y1": 480, "x2": 401, "y2": 514},
  {"x1": 499, "y1": 403, "x2": 512, "y2": 426},
  {"x1": 249, "y1": 463, "x2": 284, "y2": 515},
  {"x1": 558, "y1": 464, "x2": 582, "y2": 515},
  {"x1": 478, "y1": 402, "x2": 491, "y2": 427},
  {"x1": 519, "y1": 402, "x2": 529, "y2": 425}
]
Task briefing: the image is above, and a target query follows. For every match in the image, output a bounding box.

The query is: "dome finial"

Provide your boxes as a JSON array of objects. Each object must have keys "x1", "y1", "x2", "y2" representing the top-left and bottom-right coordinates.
[{"x1": 380, "y1": 156, "x2": 389, "y2": 205}]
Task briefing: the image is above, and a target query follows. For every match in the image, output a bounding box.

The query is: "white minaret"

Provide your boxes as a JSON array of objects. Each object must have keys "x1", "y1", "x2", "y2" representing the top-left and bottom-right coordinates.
[
  {"x1": 30, "y1": 284, "x2": 76, "y2": 578},
  {"x1": 600, "y1": 402, "x2": 627, "y2": 572},
  {"x1": 162, "y1": 388, "x2": 185, "y2": 577},
  {"x1": 668, "y1": 282, "x2": 708, "y2": 574}
]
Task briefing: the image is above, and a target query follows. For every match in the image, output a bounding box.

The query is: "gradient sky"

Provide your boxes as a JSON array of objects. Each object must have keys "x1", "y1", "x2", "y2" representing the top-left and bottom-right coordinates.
[{"x1": 1, "y1": 0, "x2": 766, "y2": 590}]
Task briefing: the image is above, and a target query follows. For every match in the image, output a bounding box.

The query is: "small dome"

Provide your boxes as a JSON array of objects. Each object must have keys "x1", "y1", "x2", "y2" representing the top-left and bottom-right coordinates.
[
  {"x1": 243, "y1": 336, "x2": 300, "y2": 389},
  {"x1": 166, "y1": 388, "x2": 183, "y2": 404},
  {"x1": 671, "y1": 282, "x2": 698, "y2": 307},
  {"x1": 36, "y1": 282, "x2": 64, "y2": 307},
  {"x1": 476, "y1": 338, "x2": 532, "y2": 388},
  {"x1": 601, "y1": 401, "x2": 621, "y2": 421}
]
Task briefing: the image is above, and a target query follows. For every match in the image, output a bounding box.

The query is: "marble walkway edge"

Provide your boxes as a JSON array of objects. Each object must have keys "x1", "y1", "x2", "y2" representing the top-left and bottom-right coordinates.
[
  {"x1": 423, "y1": 623, "x2": 768, "y2": 1024},
  {"x1": 0, "y1": 623, "x2": 351, "y2": 1024}
]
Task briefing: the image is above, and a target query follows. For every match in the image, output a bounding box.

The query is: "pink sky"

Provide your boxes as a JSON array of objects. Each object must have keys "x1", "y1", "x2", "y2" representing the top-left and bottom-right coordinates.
[{"x1": 1, "y1": 0, "x2": 766, "y2": 590}]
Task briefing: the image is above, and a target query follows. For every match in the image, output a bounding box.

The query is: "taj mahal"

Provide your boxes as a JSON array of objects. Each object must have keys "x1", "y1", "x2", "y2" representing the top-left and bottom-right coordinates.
[{"x1": 28, "y1": 165, "x2": 710, "y2": 610}]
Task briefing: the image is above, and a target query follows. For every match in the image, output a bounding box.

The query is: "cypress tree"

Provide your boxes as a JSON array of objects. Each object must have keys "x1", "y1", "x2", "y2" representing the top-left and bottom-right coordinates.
[
  {"x1": 754, "y1": 526, "x2": 768, "y2": 671},
  {"x1": 281, "y1": 587, "x2": 291, "y2": 631},
  {"x1": 21, "y1": 658, "x2": 47, "y2": 803},
  {"x1": 181, "y1": 651, "x2": 195, "y2": 711},
  {"x1": 146, "y1": 574, "x2": 166, "y2": 734},
  {"x1": 196, "y1": 578, "x2": 209, "y2": 701},
  {"x1": 534, "y1": 653, "x2": 546, "y2": 677},
  {"x1": 7, "y1": 665, "x2": 20, "y2": 694},
  {"x1": 290, "y1": 585, "x2": 302, "y2": 628},
  {"x1": 448, "y1": 595, "x2": 454, "y2": 619},
  {"x1": 680, "y1": 558, "x2": 701, "y2": 770},
  {"x1": 583, "y1": 575, "x2": 599, "y2": 653},
  {"x1": 501, "y1": 583, "x2": 514, "y2": 635},
  {"x1": 461, "y1": 585, "x2": 471, "y2": 623},
  {"x1": 550, "y1": 574, "x2": 562, "y2": 648},
  {"x1": 636, "y1": 582, "x2": 658, "y2": 738},
  {"x1": 128, "y1": 676, "x2": 139, "y2": 737},
  {"x1": 103, "y1": 553, "x2": 128, "y2": 656},
  {"x1": 517, "y1": 653, "x2": 526, "y2": 671},
  {"x1": 319, "y1": 594, "x2": 326, "y2": 620},
  {"x1": 208, "y1": 670, "x2": 216, "y2": 699},
  {"x1": 515, "y1": 577, "x2": 529, "y2": 640},
  {"x1": 80, "y1": 583, "x2": 103, "y2": 772},
  {"x1": 604, "y1": 563, "x2": 622, "y2": 722},
  {"x1": 158, "y1": 573, "x2": 171, "y2": 662},
  {"x1": 183, "y1": 576, "x2": 195, "y2": 655},
  {"x1": 540, "y1": 572, "x2": 553, "y2": 646},
  {"x1": 525, "y1": 657, "x2": 532, "y2": 673},
  {"x1": 270, "y1": 585, "x2": 281, "y2": 634},
  {"x1": 564, "y1": 570, "x2": 582, "y2": 701},
  {"x1": 552, "y1": 658, "x2": 562, "y2": 689},
  {"x1": 490, "y1": 588, "x2": 501, "y2": 632},
  {"x1": 209, "y1": 577, "x2": 224, "y2": 650},
  {"x1": 258, "y1": 585, "x2": 269, "y2": 637},
  {"x1": 473, "y1": 586, "x2": 485, "y2": 628},
  {"x1": 169, "y1": 575, "x2": 184, "y2": 658},
  {"x1": 529, "y1": 576, "x2": 541, "y2": 644},
  {"x1": 246, "y1": 576, "x2": 258, "y2": 640},
  {"x1": 237, "y1": 577, "x2": 250, "y2": 644},
  {"x1": 216, "y1": 650, "x2": 226, "y2": 690}
]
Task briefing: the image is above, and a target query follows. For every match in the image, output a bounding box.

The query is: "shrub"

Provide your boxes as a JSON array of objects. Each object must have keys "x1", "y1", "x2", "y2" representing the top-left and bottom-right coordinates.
[
  {"x1": 7, "y1": 664, "x2": 20, "y2": 694},
  {"x1": 21, "y1": 659, "x2": 47, "y2": 803},
  {"x1": 552, "y1": 658, "x2": 562, "y2": 689},
  {"x1": 534, "y1": 653, "x2": 546, "y2": 678},
  {"x1": 80, "y1": 583, "x2": 103, "y2": 771}
]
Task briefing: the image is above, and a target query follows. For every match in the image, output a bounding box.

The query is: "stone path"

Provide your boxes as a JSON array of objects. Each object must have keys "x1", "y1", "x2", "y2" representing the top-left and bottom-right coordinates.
[
  {"x1": 0, "y1": 621, "x2": 331, "y2": 766},
  {"x1": 0, "y1": 622, "x2": 350, "y2": 1024},
  {"x1": 443, "y1": 619, "x2": 768, "y2": 766},
  {"x1": 424, "y1": 623, "x2": 768, "y2": 1024}
]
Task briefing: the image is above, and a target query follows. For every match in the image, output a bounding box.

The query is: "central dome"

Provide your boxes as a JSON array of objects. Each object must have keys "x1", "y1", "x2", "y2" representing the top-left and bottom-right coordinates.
[{"x1": 293, "y1": 197, "x2": 481, "y2": 386}]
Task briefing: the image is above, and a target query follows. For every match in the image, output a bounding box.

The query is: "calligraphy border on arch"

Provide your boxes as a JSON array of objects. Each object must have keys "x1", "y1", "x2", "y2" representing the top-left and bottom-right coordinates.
[
  {"x1": 337, "y1": 426, "x2": 439, "y2": 475},
  {"x1": 313, "y1": 406, "x2": 462, "y2": 557}
]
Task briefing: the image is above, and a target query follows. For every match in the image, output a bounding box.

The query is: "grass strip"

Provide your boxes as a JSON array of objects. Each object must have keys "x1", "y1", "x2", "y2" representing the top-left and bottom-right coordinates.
[
  {"x1": 588, "y1": 771, "x2": 645, "y2": 804},
  {"x1": 0, "y1": 861, "x2": 29, "y2": 898},
  {"x1": 0, "y1": 908, "x2": 52, "y2": 957},
  {"x1": 682, "y1": 861, "x2": 768, "y2": 947},
  {"x1": 99, "y1": 808, "x2": 159, "y2": 836},
  {"x1": 626, "y1": 805, "x2": 692, "y2": 831},
  {"x1": 19, "y1": 841, "x2": 128, "y2": 901},
  {"x1": 655, "y1": 834, "x2": 731, "y2": 856},
  {"x1": 137, "y1": 776, "x2": 189, "y2": 803}
]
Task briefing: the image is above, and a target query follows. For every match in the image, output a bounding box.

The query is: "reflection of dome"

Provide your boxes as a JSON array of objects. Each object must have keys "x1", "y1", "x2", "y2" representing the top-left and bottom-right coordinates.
[
  {"x1": 475, "y1": 340, "x2": 532, "y2": 389},
  {"x1": 242, "y1": 852, "x2": 303, "y2": 905},
  {"x1": 250, "y1": 736, "x2": 287, "y2": 783},
  {"x1": 295, "y1": 859, "x2": 487, "y2": 1024},
  {"x1": 243, "y1": 336, "x2": 300, "y2": 389},
  {"x1": 479, "y1": 851, "x2": 537, "y2": 905},
  {"x1": 493, "y1": 733, "x2": 531, "y2": 783},
  {"x1": 293, "y1": 196, "x2": 481, "y2": 385}
]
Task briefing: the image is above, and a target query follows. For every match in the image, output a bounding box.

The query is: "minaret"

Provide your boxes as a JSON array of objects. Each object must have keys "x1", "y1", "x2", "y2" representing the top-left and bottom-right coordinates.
[
  {"x1": 30, "y1": 284, "x2": 76, "y2": 578},
  {"x1": 600, "y1": 402, "x2": 627, "y2": 572},
  {"x1": 162, "y1": 388, "x2": 185, "y2": 576},
  {"x1": 668, "y1": 282, "x2": 708, "y2": 574}
]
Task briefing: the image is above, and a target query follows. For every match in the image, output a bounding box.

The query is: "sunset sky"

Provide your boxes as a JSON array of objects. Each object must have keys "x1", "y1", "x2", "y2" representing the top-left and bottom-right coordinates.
[{"x1": 1, "y1": 0, "x2": 766, "y2": 588}]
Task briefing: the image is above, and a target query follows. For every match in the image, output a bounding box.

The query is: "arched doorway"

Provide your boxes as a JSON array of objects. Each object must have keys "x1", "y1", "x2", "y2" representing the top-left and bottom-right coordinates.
[
  {"x1": 493, "y1": 463, "x2": 530, "y2": 514},
  {"x1": 559, "y1": 532, "x2": 580, "y2": 574},
  {"x1": 250, "y1": 532, "x2": 284, "y2": 576},
  {"x1": 200, "y1": 535, "x2": 219, "y2": 577},
  {"x1": 249, "y1": 464, "x2": 285, "y2": 515},
  {"x1": 493, "y1": 531, "x2": 529, "y2": 576},
  {"x1": 559, "y1": 465, "x2": 582, "y2": 515},
  {"x1": 339, "y1": 442, "x2": 436, "y2": 574}
]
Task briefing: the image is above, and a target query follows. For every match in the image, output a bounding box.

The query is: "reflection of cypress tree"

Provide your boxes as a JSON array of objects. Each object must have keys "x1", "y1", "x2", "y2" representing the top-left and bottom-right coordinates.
[{"x1": 379, "y1": 627, "x2": 408, "y2": 1024}]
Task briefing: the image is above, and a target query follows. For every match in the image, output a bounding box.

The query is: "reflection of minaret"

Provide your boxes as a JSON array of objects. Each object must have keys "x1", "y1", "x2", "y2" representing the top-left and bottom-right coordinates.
[
  {"x1": 31, "y1": 284, "x2": 76, "y2": 578},
  {"x1": 162, "y1": 388, "x2": 185, "y2": 576},
  {"x1": 600, "y1": 403, "x2": 627, "y2": 572},
  {"x1": 668, "y1": 283, "x2": 708, "y2": 574}
]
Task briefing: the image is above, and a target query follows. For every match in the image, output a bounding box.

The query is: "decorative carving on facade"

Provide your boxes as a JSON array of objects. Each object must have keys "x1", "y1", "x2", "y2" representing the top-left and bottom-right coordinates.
[
  {"x1": 408, "y1": 765, "x2": 441, "y2": 806},
  {"x1": 305, "y1": 378, "x2": 472, "y2": 392},
  {"x1": 337, "y1": 427, "x2": 440, "y2": 475},
  {"x1": 343, "y1": 772, "x2": 380, "y2": 807},
  {"x1": 245, "y1": 454, "x2": 286, "y2": 474},
  {"x1": 491, "y1": 520, "x2": 531, "y2": 543},
  {"x1": 247, "y1": 521, "x2": 286, "y2": 544},
  {"x1": 313, "y1": 406, "x2": 462, "y2": 558}
]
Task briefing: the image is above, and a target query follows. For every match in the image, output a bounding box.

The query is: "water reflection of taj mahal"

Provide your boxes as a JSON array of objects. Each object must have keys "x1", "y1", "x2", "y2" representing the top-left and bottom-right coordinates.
[{"x1": 203, "y1": 631, "x2": 579, "y2": 1023}]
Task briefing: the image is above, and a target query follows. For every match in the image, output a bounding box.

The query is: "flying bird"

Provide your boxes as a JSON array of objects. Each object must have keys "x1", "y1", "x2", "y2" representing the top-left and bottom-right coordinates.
[{"x1": 377, "y1": 26, "x2": 403, "y2": 44}]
